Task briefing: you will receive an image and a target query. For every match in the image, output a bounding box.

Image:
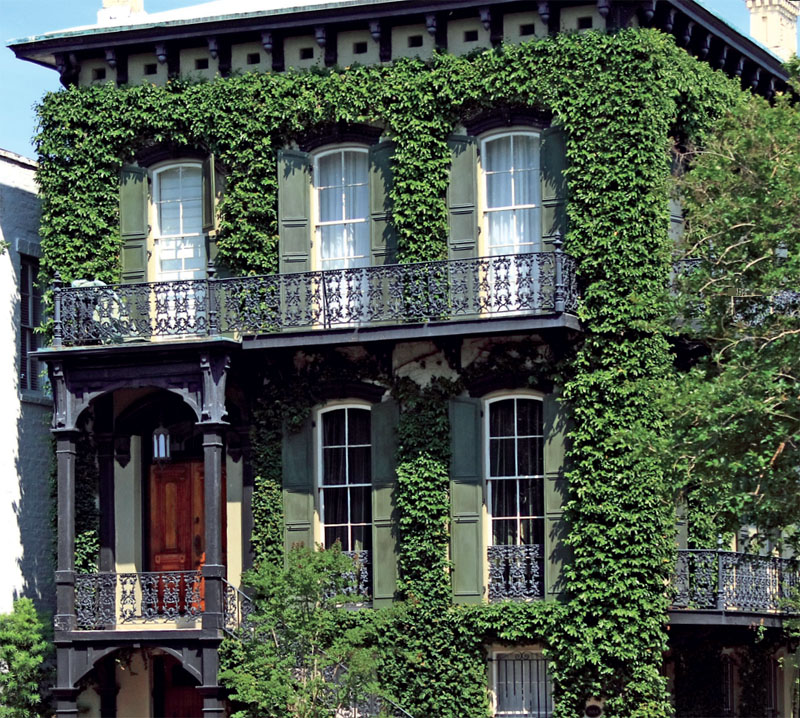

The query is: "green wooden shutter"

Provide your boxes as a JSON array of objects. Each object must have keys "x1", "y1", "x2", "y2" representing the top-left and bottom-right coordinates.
[
  {"x1": 449, "y1": 396, "x2": 484, "y2": 604},
  {"x1": 369, "y1": 141, "x2": 397, "y2": 266},
  {"x1": 371, "y1": 399, "x2": 399, "y2": 607},
  {"x1": 543, "y1": 390, "x2": 570, "y2": 598},
  {"x1": 278, "y1": 149, "x2": 311, "y2": 274},
  {"x1": 282, "y1": 415, "x2": 315, "y2": 555},
  {"x1": 540, "y1": 126, "x2": 567, "y2": 250},
  {"x1": 447, "y1": 136, "x2": 479, "y2": 260},
  {"x1": 119, "y1": 165, "x2": 149, "y2": 284},
  {"x1": 203, "y1": 154, "x2": 226, "y2": 269}
]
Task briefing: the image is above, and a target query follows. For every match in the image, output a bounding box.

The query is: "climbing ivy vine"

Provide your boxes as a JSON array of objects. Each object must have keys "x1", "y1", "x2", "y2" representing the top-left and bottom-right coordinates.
[{"x1": 35, "y1": 27, "x2": 746, "y2": 717}]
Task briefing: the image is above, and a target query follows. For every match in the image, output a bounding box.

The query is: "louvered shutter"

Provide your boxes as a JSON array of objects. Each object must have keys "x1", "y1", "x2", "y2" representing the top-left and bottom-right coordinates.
[
  {"x1": 540, "y1": 126, "x2": 567, "y2": 249},
  {"x1": 282, "y1": 416, "x2": 315, "y2": 555},
  {"x1": 119, "y1": 165, "x2": 149, "y2": 283},
  {"x1": 543, "y1": 390, "x2": 570, "y2": 598},
  {"x1": 447, "y1": 136, "x2": 479, "y2": 260},
  {"x1": 371, "y1": 399, "x2": 399, "y2": 606},
  {"x1": 278, "y1": 149, "x2": 311, "y2": 274},
  {"x1": 369, "y1": 141, "x2": 397, "y2": 266}
]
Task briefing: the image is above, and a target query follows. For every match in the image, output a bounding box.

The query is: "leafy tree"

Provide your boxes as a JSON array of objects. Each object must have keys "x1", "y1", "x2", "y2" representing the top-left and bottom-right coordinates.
[
  {"x1": 0, "y1": 599, "x2": 52, "y2": 718},
  {"x1": 220, "y1": 546, "x2": 385, "y2": 718},
  {"x1": 672, "y1": 74, "x2": 800, "y2": 548}
]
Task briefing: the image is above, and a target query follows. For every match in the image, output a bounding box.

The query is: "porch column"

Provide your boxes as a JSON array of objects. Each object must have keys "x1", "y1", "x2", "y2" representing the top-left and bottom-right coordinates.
[
  {"x1": 199, "y1": 645, "x2": 225, "y2": 717},
  {"x1": 54, "y1": 429, "x2": 79, "y2": 634},
  {"x1": 53, "y1": 646, "x2": 78, "y2": 716},
  {"x1": 200, "y1": 421, "x2": 226, "y2": 632},
  {"x1": 96, "y1": 394, "x2": 115, "y2": 573}
]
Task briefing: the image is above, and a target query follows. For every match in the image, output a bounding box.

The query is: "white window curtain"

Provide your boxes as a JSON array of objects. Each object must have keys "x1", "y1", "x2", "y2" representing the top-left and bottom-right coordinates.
[
  {"x1": 155, "y1": 165, "x2": 205, "y2": 281},
  {"x1": 483, "y1": 133, "x2": 541, "y2": 256},
  {"x1": 316, "y1": 150, "x2": 369, "y2": 270}
]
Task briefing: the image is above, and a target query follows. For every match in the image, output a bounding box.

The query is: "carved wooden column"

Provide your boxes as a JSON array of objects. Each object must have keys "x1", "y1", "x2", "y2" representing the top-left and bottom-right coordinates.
[{"x1": 54, "y1": 429, "x2": 79, "y2": 634}]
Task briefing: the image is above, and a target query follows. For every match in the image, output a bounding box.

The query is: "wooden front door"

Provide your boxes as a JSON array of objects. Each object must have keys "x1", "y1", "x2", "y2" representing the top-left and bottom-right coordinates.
[{"x1": 149, "y1": 461, "x2": 205, "y2": 575}]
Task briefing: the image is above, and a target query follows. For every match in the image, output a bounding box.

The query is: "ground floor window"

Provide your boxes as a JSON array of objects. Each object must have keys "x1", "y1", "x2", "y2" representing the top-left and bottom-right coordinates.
[{"x1": 491, "y1": 651, "x2": 553, "y2": 718}]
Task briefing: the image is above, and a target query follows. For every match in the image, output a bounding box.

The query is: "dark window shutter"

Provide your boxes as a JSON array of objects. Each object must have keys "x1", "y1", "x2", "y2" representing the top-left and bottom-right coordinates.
[
  {"x1": 540, "y1": 126, "x2": 567, "y2": 248},
  {"x1": 203, "y1": 154, "x2": 226, "y2": 267},
  {"x1": 278, "y1": 149, "x2": 311, "y2": 274},
  {"x1": 449, "y1": 396, "x2": 484, "y2": 604},
  {"x1": 543, "y1": 390, "x2": 570, "y2": 598},
  {"x1": 282, "y1": 416, "x2": 315, "y2": 555},
  {"x1": 447, "y1": 136, "x2": 479, "y2": 260},
  {"x1": 369, "y1": 141, "x2": 397, "y2": 266},
  {"x1": 119, "y1": 165, "x2": 149, "y2": 283},
  {"x1": 371, "y1": 399, "x2": 399, "y2": 606}
]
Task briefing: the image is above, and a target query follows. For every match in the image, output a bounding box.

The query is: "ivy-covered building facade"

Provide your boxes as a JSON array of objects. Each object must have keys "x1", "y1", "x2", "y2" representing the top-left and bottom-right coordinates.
[{"x1": 9, "y1": 0, "x2": 796, "y2": 715}]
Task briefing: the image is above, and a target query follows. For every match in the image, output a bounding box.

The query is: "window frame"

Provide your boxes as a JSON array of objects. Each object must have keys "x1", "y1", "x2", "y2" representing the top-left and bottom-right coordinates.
[
  {"x1": 483, "y1": 393, "x2": 546, "y2": 548},
  {"x1": 316, "y1": 401, "x2": 373, "y2": 554},
  {"x1": 479, "y1": 128, "x2": 543, "y2": 257},
  {"x1": 311, "y1": 145, "x2": 371, "y2": 272},
  {"x1": 19, "y1": 255, "x2": 41, "y2": 393},
  {"x1": 488, "y1": 645, "x2": 554, "y2": 718},
  {"x1": 150, "y1": 160, "x2": 206, "y2": 281}
]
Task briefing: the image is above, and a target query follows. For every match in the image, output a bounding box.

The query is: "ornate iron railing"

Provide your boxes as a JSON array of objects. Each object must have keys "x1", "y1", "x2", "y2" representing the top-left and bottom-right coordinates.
[
  {"x1": 74, "y1": 571, "x2": 203, "y2": 629},
  {"x1": 671, "y1": 550, "x2": 800, "y2": 613},
  {"x1": 488, "y1": 544, "x2": 543, "y2": 601},
  {"x1": 52, "y1": 250, "x2": 578, "y2": 347},
  {"x1": 342, "y1": 549, "x2": 371, "y2": 600},
  {"x1": 222, "y1": 579, "x2": 254, "y2": 636}
]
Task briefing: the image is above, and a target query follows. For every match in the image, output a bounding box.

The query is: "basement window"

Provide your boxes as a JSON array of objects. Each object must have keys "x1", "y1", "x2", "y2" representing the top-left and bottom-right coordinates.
[
  {"x1": 407, "y1": 35, "x2": 423, "y2": 48},
  {"x1": 92, "y1": 67, "x2": 107, "y2": 81},
  {"x1": 300, "y1": 47, "x2": 314, "y2": 60},
  {"x1": 464, "y1": 29, "x2": 479, "y2": 42},
  {"x1": 195, "y1": 58, "x2": 209, "y2": 70},
  {"x1": 577, "y1": 16, "x2": 593, "y2": 30},
  {"x1": 520, "y1": 23, "x2": 536, "y2": 36},
  {"x1": 353, "y1": 41, "x2": 368, "y2": 55},
  {"x1": 144, "y1": 63, "x2": 157, "y2": 76},
  {"x1": 247, "y1": 52, "x2": 260, "y2": 65}
]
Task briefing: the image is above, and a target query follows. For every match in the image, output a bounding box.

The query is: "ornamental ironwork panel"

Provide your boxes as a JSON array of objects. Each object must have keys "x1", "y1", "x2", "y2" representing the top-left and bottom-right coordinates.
[
  {"x1": 488, "y1": 544, "x2": 543, "y2": 601},
  {"x1": 73, "y1": 571, "x2": 203, "y2": 629},
  {"x1": 343, "y1": 550, "x2": 371, "y2": 600},
  {"x1": 222, "y1": 580, "x2": 255, "y2": 636},
  {"x1": 54, "y1": 252, "x2": 578, "y2": 346},
  {"x1": 672, "y1": 550, "x2": 800, "y2": 614}
]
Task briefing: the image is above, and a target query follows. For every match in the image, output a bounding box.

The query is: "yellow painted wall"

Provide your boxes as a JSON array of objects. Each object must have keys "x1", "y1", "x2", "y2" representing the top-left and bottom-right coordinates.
[
  {"x1": 226, "y1": 451, "x2": 244, "y2": 589},
  {"x1": 115, "y1": 435, "x2": 142, "y2": 574},
  {"x1": 117, "y1": 651, "x2": 152, "y2": 718}
]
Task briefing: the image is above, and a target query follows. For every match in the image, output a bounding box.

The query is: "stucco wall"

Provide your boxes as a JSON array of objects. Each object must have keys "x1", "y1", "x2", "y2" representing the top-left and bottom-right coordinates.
[{"x1": 0, "y1": 149, "x2": 54, "y2": 615}]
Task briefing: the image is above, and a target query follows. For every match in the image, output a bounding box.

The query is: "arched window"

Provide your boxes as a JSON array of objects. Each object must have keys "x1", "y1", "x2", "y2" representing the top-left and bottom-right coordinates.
[
  {"x1": 481, "y1": 131, "x2": 542, "y2": 256},
  {"x1": 318, "y1": 404, "x2": 372, "y2": 554},
  {"x1": 314, "y1": 148, "x2": 370, "y2": 272},
  {"x1": 152, "y1": 163, "x2": 205, "y2": 281},
  {"x1": 486, "y1": 395, "x2": 545, "y2": 599}
]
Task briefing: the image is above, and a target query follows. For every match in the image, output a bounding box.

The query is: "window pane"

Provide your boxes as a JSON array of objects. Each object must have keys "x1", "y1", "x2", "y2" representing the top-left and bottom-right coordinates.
[
  {"x1": 318, "y1": 153, "x2": 340, "y2": 188},
  {"x1": 325, "y1": 525, "x2": 348, "y2": 550},
  {"x1": 487, "y1": 172, "x2": 512, "y2": 209},
  {"x1": 491, "y1": 479, "x2": 517, "y2": 518},
  {"x1": 512, "y1": 134, "x2": 538, "y2": 172},
  {"x1": 320, "y1": 225, "x2": 347, "y2": 267},
  {"x1": 517, "y1": 437, "x2": 543, "y2": 477},
  {"x1": 515, "y1": 208, "x2": 540, "y2": 251},
  {"x1": 485, "y1": 135, "x2": 512, "y2": 173},
  {"x1": 487, "y1": 211, "x2": 517, "y2": 255},
  {"x1": 351, "y1": 525, "x2": 372, "y2": 552},
  {"x1": 520, "y1": 518, "x2": 545, "y2": 546},
  {"x1": 159, "y1": 203, "x2": 180, "y2": 235},
  {"x1": 323, "y1": 447, "x2": 347, "y2": 485},
  {"x1": 490, "y1": 400, "x2": 516, "y2": 437},
  {"x1": 515, "y1": 168, "x2": 538, "y2": 207},
  {"x1": 323, "y1": 487, "x2": 348, "y2": 525},
  {"x1": 158, "y1": 169, "x2": 181, "y2": 200},
  {"x1": 349, "y1": 408, "x2": 371, "y2": 444},
  {"x1": 343, "y1": 151, "x2": 367, "y2": 186},
  {"x1": 319, "y1": 186, "x2": 340, "y2": 223},
  {"x1": 518, "y1": 478, "x2": 544, "y2": 517},
  {"x1": 345, "y1": 185, "x2": 368, "y2": 221},
  {"x1": 349, "y1": 486, "x2": 372, "y2": 523},
  {"x1": 323, "y1": 409, "x2": 346, "y2": 445},
  {"x1": 492, "y1": 519, "x2": 517, "y2": 545},
  {"x1": 516, "y1": 400, "x2": 542, "y2": 436},
  {"x1": 490, "y1": 438, "x2": 516, "y2": 477},
  {"x1": 348, "y1": 446, "x2": 371, "y2": 484}
]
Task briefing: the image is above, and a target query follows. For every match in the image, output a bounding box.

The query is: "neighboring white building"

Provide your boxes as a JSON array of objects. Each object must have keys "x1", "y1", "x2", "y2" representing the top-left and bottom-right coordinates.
[{"x1": 0, "y1": 149, "x2": 53, "y2": 614}]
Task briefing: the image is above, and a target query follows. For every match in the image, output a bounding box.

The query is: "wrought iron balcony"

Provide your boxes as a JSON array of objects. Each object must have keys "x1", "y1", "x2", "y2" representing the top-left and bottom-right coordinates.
[
  {"x1": 488, "y1": 544, "x2": 543, "y2": 601},
  {"x1": 51, "y1": 250, "x2": 578, "y2": 347},
  {"x1": 671, "y1": 549, "x2": 800, "y2": 614},
  {"x1": 74, "y1": 571, "x2": 203, "y2": 629}
]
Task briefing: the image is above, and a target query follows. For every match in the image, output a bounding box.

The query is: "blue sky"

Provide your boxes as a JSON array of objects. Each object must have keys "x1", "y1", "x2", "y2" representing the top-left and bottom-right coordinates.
[{"x1": 0, "y1": 0, "x2": 785, "y2": 159}]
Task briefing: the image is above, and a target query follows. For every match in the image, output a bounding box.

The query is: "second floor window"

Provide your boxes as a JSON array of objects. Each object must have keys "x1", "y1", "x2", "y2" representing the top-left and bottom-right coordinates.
[
  {"x1": 319, "y1": 405, "x2": 372, "y2": 554},
  {"x1": 315, "y1": 149, "x2": 370, "y2": 271},
  {"x1": 19, "y1": 256, "x2": 41, "y2": 391},
  {"x1": 482, "y1": 132, "x2": 541, "y2": 256},
  {"x1": 153, "y1": 164, "x2": 205, "y2": 281}
]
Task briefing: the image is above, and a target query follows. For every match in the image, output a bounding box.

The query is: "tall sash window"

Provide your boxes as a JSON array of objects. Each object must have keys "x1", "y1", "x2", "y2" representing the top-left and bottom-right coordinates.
[
  {"x1": 153, "y1": 164, "x2": 205, "y2": 281},
  {"x1": 482, "y1": 132, "x2": 542, "y2": 256}
]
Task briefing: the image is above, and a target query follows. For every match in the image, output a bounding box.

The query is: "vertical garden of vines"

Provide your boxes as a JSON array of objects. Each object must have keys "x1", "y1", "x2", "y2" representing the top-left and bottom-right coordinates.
[{"x1": 34, "y1": 28, "x2": 744, "y2": 716}]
